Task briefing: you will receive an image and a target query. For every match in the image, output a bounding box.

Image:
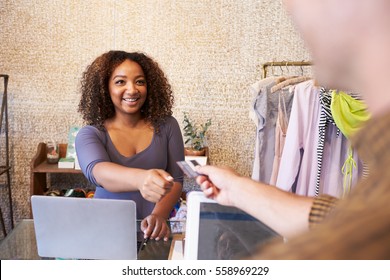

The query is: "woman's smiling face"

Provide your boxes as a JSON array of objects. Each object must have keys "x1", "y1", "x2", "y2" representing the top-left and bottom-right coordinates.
[{"x1": 109, "y1": 59, "x2": 147, "y2": 117}]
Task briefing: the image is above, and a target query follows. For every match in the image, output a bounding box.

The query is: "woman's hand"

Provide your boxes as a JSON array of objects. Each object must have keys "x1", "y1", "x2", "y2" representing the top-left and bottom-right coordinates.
[
  {"x1": 139, "y1": 169, "x2": 174, "y2": 203},
  {"x1": 140, "y1": 214, "x2": 170, "y2": 241}
]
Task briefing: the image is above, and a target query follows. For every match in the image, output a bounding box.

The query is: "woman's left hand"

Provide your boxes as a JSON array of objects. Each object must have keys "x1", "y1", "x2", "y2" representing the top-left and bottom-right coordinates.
[{"x1": 140, "y1": 214, "x2": 170, "y2": 241}]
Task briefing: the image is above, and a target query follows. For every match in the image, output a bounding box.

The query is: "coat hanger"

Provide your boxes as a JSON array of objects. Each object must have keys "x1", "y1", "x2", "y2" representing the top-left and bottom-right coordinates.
[{"x1": 271, "y1": 76, "x2": 311, "y2": 93}]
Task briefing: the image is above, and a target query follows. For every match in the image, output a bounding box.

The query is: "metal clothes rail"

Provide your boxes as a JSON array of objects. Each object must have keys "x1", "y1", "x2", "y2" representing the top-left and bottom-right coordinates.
[{"x1": 261, "y1": 61, "x2": 312, "y2": 79}]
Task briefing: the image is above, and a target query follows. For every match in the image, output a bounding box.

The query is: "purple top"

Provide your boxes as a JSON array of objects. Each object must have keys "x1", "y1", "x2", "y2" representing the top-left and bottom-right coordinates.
[{"x1": 75, "y1": 116, "x2": 184, "y2": 219}]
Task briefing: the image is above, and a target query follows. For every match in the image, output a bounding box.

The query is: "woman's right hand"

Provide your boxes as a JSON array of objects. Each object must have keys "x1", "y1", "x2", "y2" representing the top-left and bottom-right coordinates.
[{"x1": 139, "y1": 169, "x2": 174, "y2": 203}]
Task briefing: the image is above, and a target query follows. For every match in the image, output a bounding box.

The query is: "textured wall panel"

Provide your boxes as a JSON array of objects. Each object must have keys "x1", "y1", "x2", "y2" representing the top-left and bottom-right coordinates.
[{"x1": 0, "y1": 0, "x2": 310, "y2": 238}]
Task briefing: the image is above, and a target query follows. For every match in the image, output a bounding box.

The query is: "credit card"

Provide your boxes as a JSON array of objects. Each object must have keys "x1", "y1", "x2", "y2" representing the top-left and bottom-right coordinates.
[{"x1": 176, "y1": 160, "x2": 200, "y2": 178}]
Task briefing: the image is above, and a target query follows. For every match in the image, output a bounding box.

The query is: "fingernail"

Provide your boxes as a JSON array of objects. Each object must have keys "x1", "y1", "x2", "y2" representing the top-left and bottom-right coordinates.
[
  {"x1": 166, "y1": 176, "x2": 173, "y2": 181},
  {"x1": 155, "y1": 237, "x2": 160, "y2": 241}
]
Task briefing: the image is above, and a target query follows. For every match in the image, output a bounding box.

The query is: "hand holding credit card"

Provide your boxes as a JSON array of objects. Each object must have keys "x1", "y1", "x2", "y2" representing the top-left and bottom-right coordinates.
[
  {"x1": 176, "y1": 160, "x2": 201, "y2": 178},
  {"x1": 177, "y1": 160, "x2": 219, "y2": 197}
]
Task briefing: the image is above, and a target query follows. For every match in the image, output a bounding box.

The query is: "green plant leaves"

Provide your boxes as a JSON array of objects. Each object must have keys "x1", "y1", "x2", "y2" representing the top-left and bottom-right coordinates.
[{"x1": 182, "y1": 112, "x2": 211, "y2": 151}]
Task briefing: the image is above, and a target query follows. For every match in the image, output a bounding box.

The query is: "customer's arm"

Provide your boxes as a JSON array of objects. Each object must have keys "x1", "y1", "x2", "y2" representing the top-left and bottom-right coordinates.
[{"x1": 196, "y1": 165, "x2": 314, "y2": 239}]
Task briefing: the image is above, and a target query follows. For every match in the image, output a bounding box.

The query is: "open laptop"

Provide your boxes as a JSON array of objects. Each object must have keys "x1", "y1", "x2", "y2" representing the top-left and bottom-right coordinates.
[
  {"x1": 184, "y1": 191, "x2": 282, "y2": 260},
  {"x1": 31, "y1": 195, "x2": 140, "y2": 260}
]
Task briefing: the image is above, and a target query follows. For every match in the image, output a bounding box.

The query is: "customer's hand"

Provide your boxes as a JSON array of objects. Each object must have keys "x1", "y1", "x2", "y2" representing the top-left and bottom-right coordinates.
[
  {"x1": 141, "y1": 214, "x2": 170, "y2": 241},
  {"x1": 139, "y1": 169, "x2": 174, "y2": 203},
  {"x1": 195, "y1": 165, "x2": 241, "y2": 207}
]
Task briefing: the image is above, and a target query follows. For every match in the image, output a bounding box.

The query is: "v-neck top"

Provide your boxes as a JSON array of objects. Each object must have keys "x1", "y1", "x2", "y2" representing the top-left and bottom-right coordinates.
[{"x1": 75, "y1": 116, "x2": 184, "y2": 219}]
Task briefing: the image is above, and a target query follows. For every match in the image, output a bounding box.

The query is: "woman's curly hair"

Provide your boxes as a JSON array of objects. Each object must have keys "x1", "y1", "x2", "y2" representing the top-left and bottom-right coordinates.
[{"x1": 78, "y1": 50, "x2": 174, "y2": 132}]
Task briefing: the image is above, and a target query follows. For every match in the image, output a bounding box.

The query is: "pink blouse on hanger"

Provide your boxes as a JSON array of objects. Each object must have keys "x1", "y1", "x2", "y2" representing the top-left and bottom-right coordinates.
[{"x1": 269, "y1": 90, "x2": 290, "y2": 185}]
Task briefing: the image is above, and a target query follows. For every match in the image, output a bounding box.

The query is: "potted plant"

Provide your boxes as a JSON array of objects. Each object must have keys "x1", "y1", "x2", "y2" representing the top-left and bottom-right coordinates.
[{"x1": 182, "y1": 112, "x2": 211, "y2": 156}]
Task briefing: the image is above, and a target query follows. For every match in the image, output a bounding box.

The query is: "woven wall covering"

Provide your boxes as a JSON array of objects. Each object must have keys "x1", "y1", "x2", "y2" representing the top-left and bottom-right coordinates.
[{"x1": 0, "y1": 0, "x2": 310, "y2": 237}]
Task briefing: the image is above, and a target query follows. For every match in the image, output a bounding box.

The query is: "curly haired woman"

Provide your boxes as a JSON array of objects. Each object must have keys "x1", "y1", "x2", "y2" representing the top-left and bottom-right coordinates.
[{"x1": 75, "y1": 50, "x2": 184, "y2": 242}]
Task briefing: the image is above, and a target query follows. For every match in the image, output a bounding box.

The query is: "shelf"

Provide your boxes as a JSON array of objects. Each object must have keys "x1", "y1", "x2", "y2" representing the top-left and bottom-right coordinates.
[
  {"x1": 30, "y1": 142, "x2": 84, "y2": 217},
  {"x1": 31, "y1": 142, "x2": 82, "y2": 174},
  {"x1": 32, "y1": 161, "x2": 82, "y2": 174}
]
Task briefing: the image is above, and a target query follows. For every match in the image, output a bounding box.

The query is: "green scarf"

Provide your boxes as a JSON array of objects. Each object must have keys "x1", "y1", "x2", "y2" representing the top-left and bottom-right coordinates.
[{"x1": 331, "y1": 90, "x2": 370, "y2": 139}]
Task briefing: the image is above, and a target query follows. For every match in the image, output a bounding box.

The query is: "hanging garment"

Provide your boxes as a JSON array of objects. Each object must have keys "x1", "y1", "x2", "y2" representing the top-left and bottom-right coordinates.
[
  {"x1": 275, "y1": 80, "x2": 363, "y2": 198},
  {"x1": 315, "y1": 87, "x2": 340, "y2": 197},
  {"x1": 250, "y1": 77, "x2": 295, "y2": 183},
  {"x1": 269, "y1": 90, "x2": 290, "y2": 185},
  {"x1": 330, "y1": 90, "x2": 371, "y2": 194},
  {"x1": 250, "y1": 77, "x2": 277, "y2": 183},
  {"x1": 269, "y1": 76, "x2": 312, "y2": 185},
  {"x1": 249, "y1": 77, "x2": 278, "y2": 127}
]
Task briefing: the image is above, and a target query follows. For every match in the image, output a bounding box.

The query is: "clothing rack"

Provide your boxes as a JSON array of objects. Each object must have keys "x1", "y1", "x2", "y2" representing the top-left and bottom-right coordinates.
[
  {"x1": 261, "y1": 61, "x2": 312, "y2": 79},
  {"x1": 0, "y1": 74, "x2": 13, "y2": 237}
]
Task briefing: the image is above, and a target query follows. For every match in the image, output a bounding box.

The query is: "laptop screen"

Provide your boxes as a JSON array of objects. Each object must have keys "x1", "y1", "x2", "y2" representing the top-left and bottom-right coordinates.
[
  {"x1": 197, "y1": 203, "x2": 280, "y2": 259},
  {"x1": 184, "y1": 191, "x2": 281, "y2": 260}
]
